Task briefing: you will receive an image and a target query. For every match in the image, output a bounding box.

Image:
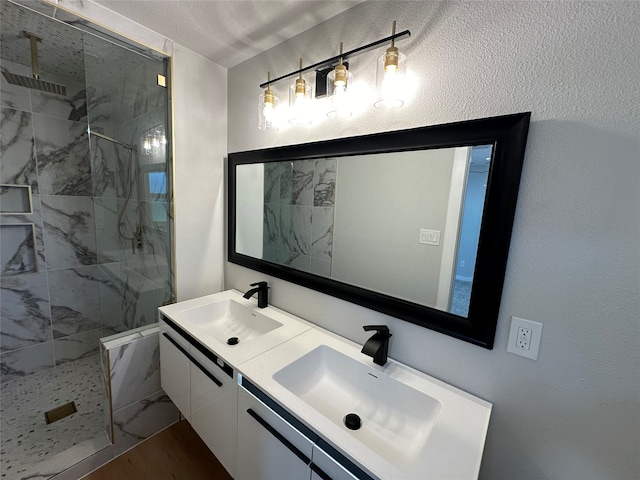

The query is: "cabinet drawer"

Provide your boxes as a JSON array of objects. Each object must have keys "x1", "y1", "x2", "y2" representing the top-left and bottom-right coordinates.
[{"x1": 237, "y1": 385, "x2": 313, "y2": 480}]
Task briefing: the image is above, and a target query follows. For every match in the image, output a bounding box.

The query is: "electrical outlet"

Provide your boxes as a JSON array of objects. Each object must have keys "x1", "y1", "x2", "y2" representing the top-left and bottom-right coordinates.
[
  {"x1": 507, "y1": 317, "x2": 543, "y2": 360},
  {"x1": 517, "y1": 327, "x2": 531, "y2": 350}
]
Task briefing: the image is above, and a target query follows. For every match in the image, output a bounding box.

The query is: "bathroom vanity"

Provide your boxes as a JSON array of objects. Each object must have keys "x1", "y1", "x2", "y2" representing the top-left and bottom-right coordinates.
[{"x1": 159, "y1": 289, "x2": 492, "y2": 479}]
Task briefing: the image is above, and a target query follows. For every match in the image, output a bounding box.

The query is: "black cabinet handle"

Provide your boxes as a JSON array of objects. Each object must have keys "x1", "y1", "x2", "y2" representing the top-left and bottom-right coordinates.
[
  {"x1": 246, "y1": 408, "x2": 310, "y2": 466},
  {"x1": 191, "y1": 355, "x2": 223, "y2": 387},
  {"x1": 161, "y1": 315, "x2": 233, "y2": 378},
  {"x1": 163, "y1": 331, "x2": 189, "y2": 356},
  {"x1": 162, "y1": 332, "x2": 222, "y2": 387},
  {"x1": 310, "y1": 462, "x2": 333, "y2": 480}
]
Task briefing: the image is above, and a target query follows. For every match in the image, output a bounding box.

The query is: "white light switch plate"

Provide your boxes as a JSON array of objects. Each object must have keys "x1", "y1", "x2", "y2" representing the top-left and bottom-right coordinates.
[
  {"x1": 507, "y1": 316, "x2": 543, "y2": 360},
  {"x1": 419, "y1": 229, "x2": 440, "y2": 245}
]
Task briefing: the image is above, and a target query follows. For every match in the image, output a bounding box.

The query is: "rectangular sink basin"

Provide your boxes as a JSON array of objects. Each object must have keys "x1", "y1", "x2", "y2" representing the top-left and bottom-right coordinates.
[
  {"x1": 182, "y1": 298, "x2": 282, "y2": 342},
  {"x1": 273, "y1": 345, "x2": 442, "y2": 467},
  {"x1": 158, "y1": 289, "x2": 313, "y2": 369}
]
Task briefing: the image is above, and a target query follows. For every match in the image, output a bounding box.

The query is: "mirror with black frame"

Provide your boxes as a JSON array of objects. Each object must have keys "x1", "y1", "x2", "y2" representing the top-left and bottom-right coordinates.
[{"x1": 228, "y1": 113, "x2": 531, "y2": 348}]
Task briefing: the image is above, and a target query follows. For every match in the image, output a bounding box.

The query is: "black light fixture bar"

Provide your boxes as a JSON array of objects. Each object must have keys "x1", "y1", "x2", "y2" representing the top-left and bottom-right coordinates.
[{"x1": 258, "y1": 29, "x2": 411, "y2": 88}]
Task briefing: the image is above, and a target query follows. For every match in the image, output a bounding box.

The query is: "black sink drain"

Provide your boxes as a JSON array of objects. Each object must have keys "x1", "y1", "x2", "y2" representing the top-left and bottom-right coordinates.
[
  {"x1": 227, "y1": 336, "x2": 239, "y2": 345},
  {"x1": 344, "y1": 413, "x2": 361, "y2": 430}
]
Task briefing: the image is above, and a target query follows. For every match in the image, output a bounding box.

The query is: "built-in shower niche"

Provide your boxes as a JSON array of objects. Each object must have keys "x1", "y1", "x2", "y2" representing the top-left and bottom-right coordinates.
[
  {"x1": 0, "y1": 184, "x2": 33, "y2": 214},
  {"x1": 0, "y1": 223, "x2": 38, "y2": 275},
  {"x1": 0, "y1": 185, "x2": 37, "y2": 276}
]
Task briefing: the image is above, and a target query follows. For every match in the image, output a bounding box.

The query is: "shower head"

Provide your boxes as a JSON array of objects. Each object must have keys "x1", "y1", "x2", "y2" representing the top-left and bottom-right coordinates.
[
  {"x1": 2, "y1": 70, "x2": 66, "y2": 95},
  {"x1": 2, "y1": 32, "x2": 66, "y2": 96}
]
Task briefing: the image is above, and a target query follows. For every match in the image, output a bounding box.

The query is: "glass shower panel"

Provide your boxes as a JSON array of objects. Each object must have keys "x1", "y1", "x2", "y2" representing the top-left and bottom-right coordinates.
[
  {"x1": 1, "y1": 1, "x2": 174, "y2": 475},
  {"x1": 1, "y1": 1, "x2": 104, "y2": 474},
  {"x1": 83, "y1": 34, "x2": 174, "y2": 333}
]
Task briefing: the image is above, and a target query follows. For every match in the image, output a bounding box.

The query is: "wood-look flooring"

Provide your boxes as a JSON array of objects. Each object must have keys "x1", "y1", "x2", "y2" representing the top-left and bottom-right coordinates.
[{"x1": 83, "y1": 420, "x2": 233, "y2": 480}]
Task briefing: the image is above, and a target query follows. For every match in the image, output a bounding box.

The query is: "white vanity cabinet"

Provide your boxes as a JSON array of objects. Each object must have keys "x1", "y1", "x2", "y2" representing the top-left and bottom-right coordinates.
[
  {"x1": 159, "y1": 316, "x2": 237, "y2": 477},
  {"x1": 237, "y1": 378, "x2": 373, "y2": 480}
]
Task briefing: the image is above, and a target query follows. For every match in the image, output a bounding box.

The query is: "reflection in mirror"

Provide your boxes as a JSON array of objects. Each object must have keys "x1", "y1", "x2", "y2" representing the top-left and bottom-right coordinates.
[
  {"x1": 229, "y1": 113, "x2": 531, "y2": 348},
  {"x1": 235, "y1": 144, "x2": 491, "y2": 318}
]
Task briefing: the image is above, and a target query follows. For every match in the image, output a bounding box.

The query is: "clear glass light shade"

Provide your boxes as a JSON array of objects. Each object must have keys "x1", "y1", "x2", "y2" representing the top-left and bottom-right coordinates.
[
  {"x1": 374, "y1": 49, "x2": 407, "y2": 109},
  {"x1": 288, "y1": 78, "x2": 312, "y2": 125},
  {"x1": 326, "y1": 67, "x2": 353, "y2": 118},
  {"x1": 258, "y1": 91, "x2": 279, "y2": 131}
]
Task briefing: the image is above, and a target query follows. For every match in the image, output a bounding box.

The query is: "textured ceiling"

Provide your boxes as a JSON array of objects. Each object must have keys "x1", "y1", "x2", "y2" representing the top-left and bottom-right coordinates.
[{"x1": 92, "y1": 0, "x2": 364, "y2": 68}]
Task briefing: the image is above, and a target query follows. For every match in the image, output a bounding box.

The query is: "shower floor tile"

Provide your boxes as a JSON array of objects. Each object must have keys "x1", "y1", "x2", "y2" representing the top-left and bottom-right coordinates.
[{"x1": 0, "y1": 353, "x2": 105, "y2": 478}]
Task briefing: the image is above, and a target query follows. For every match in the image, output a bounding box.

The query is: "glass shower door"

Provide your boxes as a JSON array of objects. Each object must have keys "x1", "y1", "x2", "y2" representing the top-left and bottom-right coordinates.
[{"x1": 84, "y1": 33, "x2": 174, "y2": 334}]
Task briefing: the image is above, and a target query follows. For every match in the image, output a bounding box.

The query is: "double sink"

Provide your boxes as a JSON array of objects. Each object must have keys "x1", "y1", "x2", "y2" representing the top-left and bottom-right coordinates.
[{"x1": 159, "y1": 289, "x2": 491, "y2": 479}]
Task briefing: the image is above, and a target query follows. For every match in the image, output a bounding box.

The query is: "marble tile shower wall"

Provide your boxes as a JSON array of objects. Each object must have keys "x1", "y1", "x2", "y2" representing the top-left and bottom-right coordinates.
[
  {"x1": 263, "y1": 159, "x2": 336, "y2": 276},
  {"x1": 0, "y1": 54, "x2": 172, "y2": 383}
]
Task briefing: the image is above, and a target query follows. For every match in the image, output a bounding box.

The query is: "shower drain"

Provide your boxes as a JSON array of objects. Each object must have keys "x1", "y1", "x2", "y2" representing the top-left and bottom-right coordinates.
[{"x1": 44, "y1": 401, "x2": 77, "y2": 424}]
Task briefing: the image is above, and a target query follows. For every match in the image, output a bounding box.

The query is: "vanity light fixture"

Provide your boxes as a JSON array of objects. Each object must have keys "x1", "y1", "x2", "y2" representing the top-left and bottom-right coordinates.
[
  {"x1": 257, "y1": 24, "x2": 410, "y2": 129},
  {"x1": 374, "y1": 21, "x2": 407, "y2": 109},
  {"x1": 258, "y1": 71, "x2": 279, "y2": 131},
  {"x1": 289, "y1": 58, "x2": 313, "y2": 125},
  {"x1": 326, "y1": 42, "x2": 353, "y2": 118}
]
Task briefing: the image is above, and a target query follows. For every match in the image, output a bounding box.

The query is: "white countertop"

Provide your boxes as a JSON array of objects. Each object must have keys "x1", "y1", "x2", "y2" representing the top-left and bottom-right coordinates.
[
  {"x1": 158, "y1": 289, "x2": 313, "y2": 367},
  {"x1": 240, "y1": 327, "x2": 492, "y2": 480}
]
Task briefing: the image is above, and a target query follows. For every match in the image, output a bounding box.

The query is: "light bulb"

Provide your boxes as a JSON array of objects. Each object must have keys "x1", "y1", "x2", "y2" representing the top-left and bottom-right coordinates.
[
  {"x1": 374, "y1": 20, "x2": 406, "y2": 109},
  {"x1": 263, "y1": 103, "x2": 275, "y2": 120},
  {"x1": 259, "y1": 79, "x2": 279, "y2": 131},
  {"x1": 334, "y1": 84, "x2": 347, "y2": 96},
  {"x1": 375, "y1": 49, "x2": 406, "y2": 109},
  {"x1": 288, "y1": 59, "x2": 312, "y2": 125},
  {"x1": 379, "y1": 69, "x2": 403, "y2": 109}
]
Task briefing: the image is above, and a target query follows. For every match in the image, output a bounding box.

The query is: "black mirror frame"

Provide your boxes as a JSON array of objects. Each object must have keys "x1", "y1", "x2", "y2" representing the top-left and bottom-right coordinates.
[{"x1": 228, "y1": 112, "x2": 531, "y2": 349}]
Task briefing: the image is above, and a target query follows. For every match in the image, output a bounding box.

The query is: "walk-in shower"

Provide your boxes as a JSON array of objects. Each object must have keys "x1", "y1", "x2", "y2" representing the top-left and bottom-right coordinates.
[{"x1": 0, "y1": 0, "x2": 174, "y2": 477}]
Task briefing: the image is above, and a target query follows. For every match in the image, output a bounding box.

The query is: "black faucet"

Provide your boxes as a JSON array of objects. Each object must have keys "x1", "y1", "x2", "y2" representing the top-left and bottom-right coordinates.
[
  {"x1": 361, "y1": 325, "x2": 392, "y2": 366},
  {"x1": 243, "y1": 281, "x2": 269, "y2": 308}
]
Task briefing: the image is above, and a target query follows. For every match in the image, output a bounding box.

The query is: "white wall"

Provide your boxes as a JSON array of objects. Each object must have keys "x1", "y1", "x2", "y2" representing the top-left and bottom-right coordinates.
[
  {"x1": 331, "y1": 149, "x2": 454, "y2": 307},
  {"x1": 235, "y1": 163, "x2": 264, "y2": 258},
  {"x1": 227, "y1": 1, "x2": 640, "y2": 478},
  {"x1": 172, "y1": 45, "x2": 227, "y2": 300}
]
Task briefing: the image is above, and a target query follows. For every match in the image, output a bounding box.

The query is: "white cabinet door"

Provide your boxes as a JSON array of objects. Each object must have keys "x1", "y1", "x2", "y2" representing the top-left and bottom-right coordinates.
[
  {"x1": 190, "y1": 345, "x2": 237, "y2": 477},
  {"x1": 311, "y1": 444, "x2": 362, "y2": 480},
  {"x1": 159, "y1": 319, "x2": 191, "y2": 420},
  {"x1": 236, "y1": 386, "x2": 313, "y2": 480}
]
